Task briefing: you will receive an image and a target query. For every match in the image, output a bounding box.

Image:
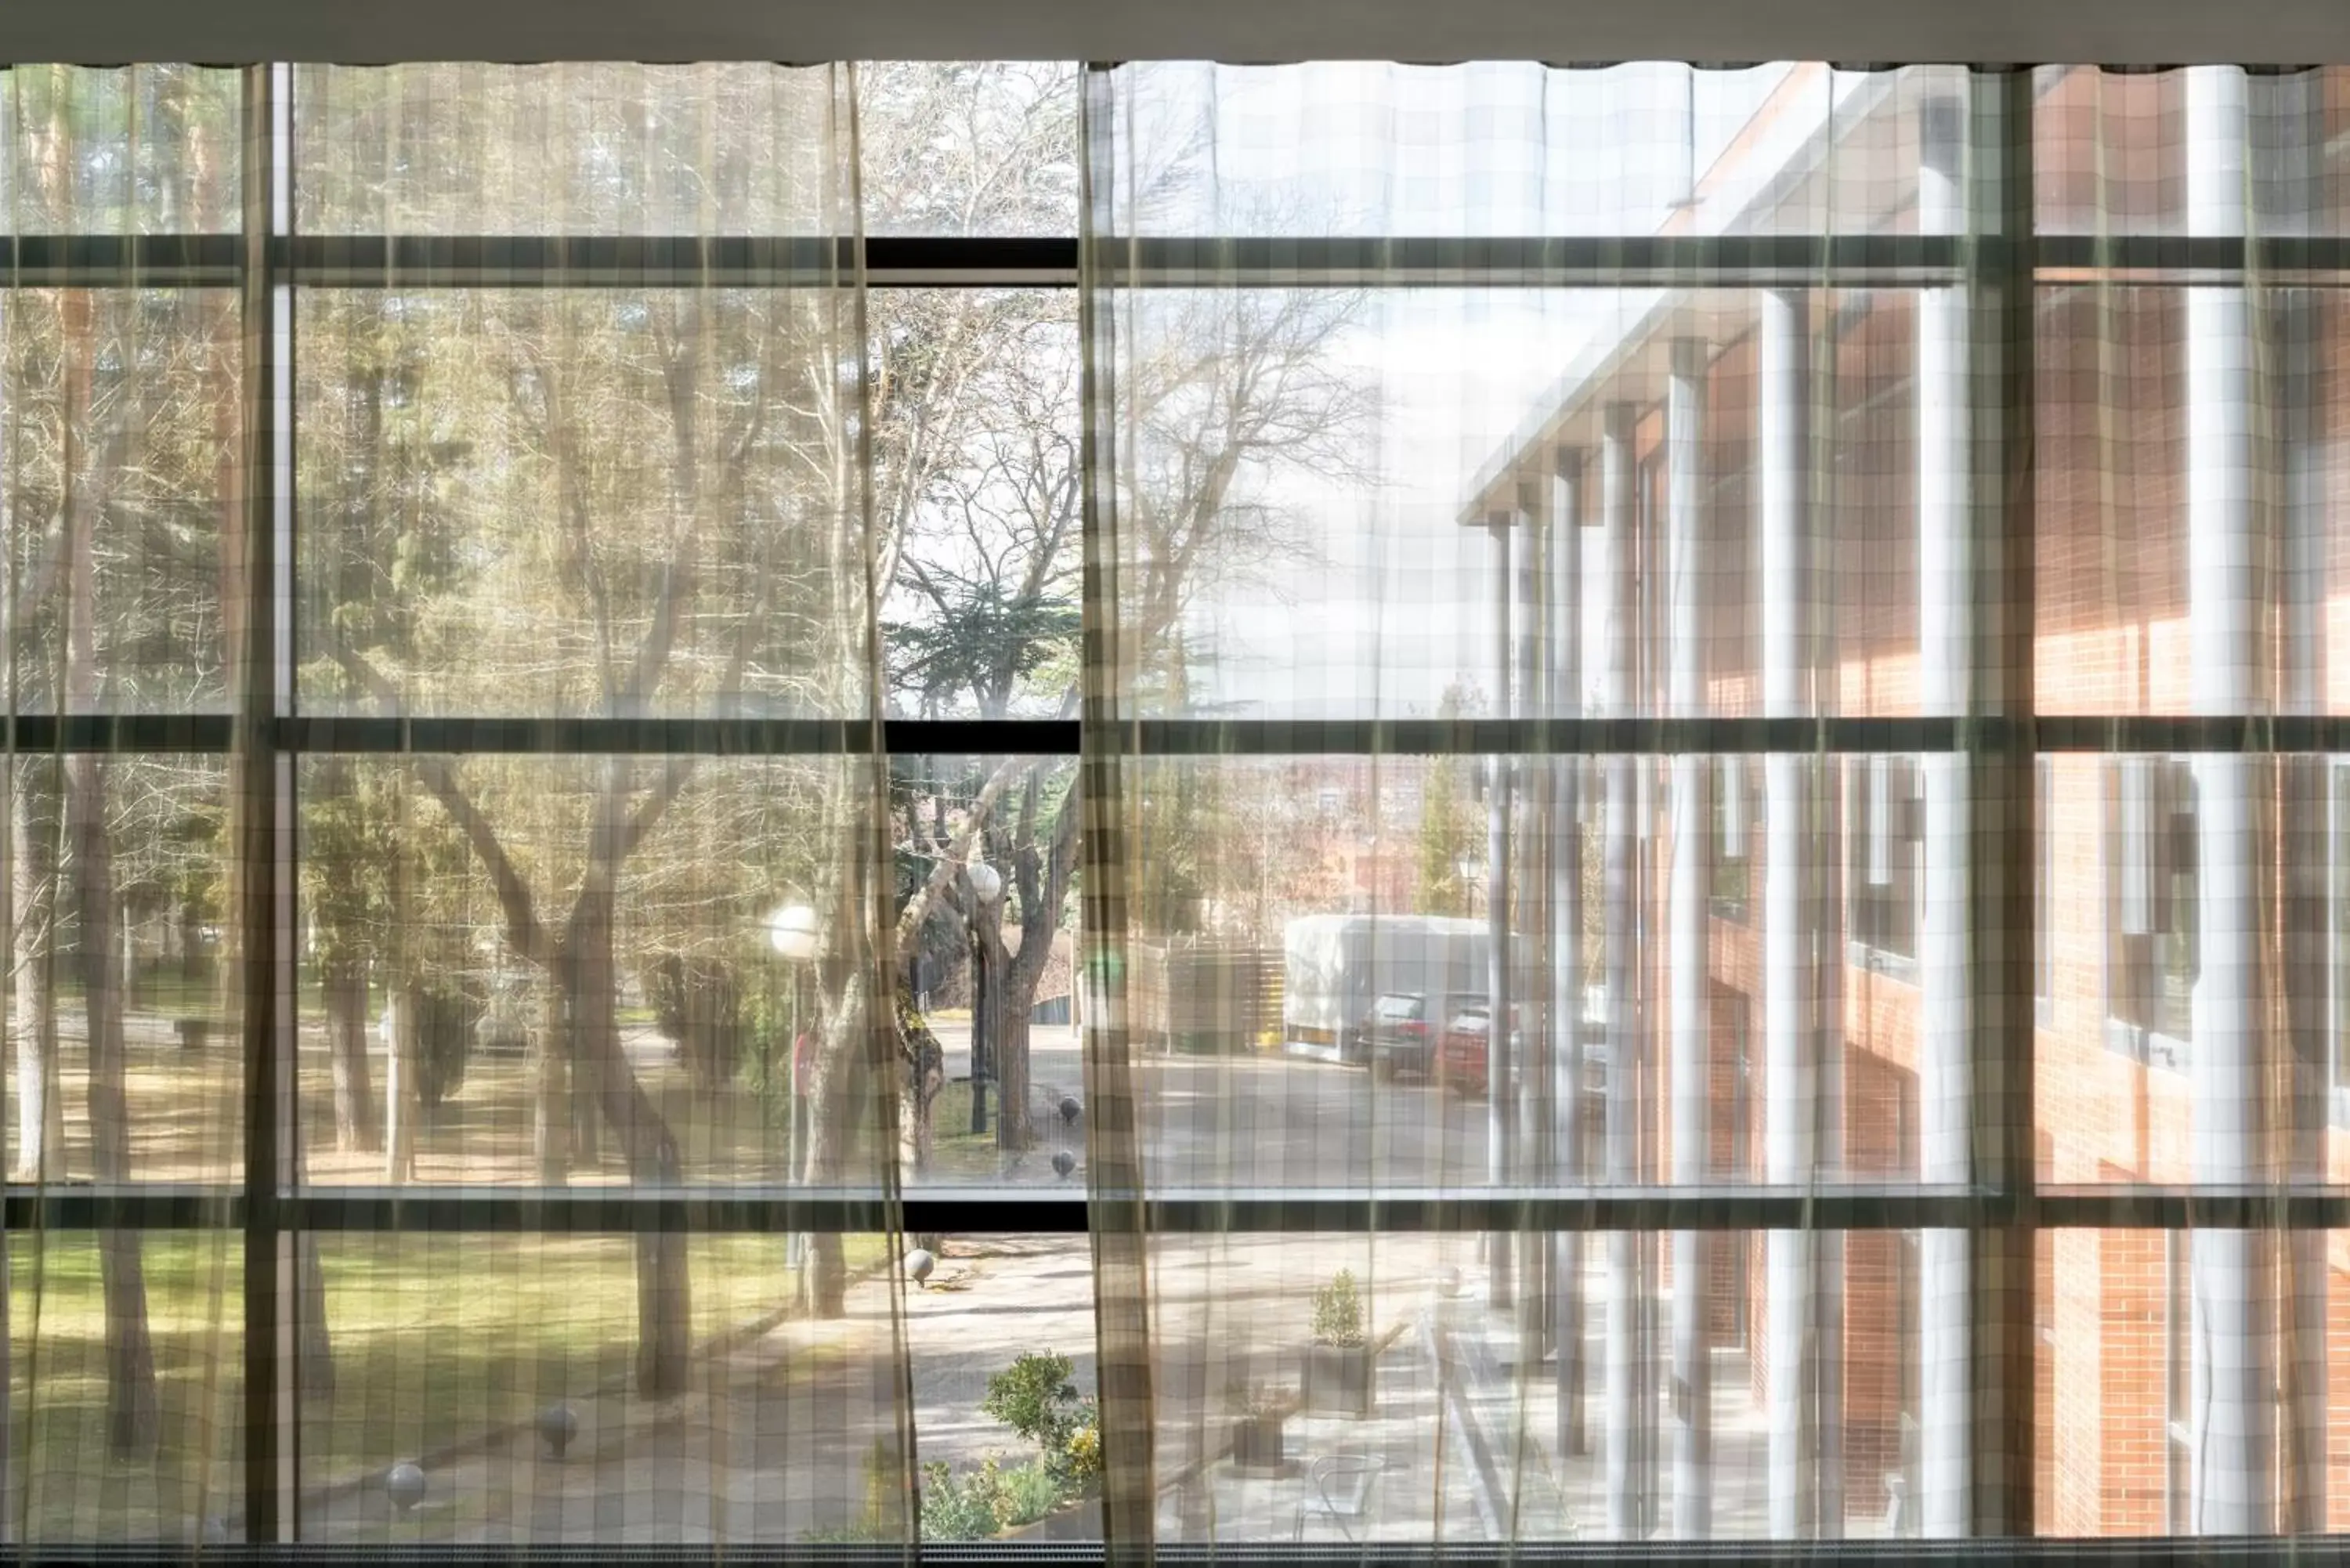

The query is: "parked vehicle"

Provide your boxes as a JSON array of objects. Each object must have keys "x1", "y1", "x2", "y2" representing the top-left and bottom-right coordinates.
[
  {"x1": 1425, "y1": 989, "x2": 1613, "y2": 1106},
  {"x1": 1283, "y1": 914, "x2": 1522, "y2": 1064},
  {"x1": 1434, "y1": 1004, "x2": 1518, "y2": 1098},
  {"x1": 1358, "y1": 992, "x2": 1438, "y2": 1078}
]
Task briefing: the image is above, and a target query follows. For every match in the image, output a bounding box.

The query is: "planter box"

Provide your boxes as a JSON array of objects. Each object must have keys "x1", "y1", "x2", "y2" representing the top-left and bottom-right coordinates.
[
  {"x1": 1300, "y1": 1342, "x2": 1376, "y2": 1418},
  {"x1": 1000, "y1": 1497, "x2": 1101, "y2": 1542},
  {"x1": 1229, "y1": 1414, "x2": 1286, "y2": 1471}
]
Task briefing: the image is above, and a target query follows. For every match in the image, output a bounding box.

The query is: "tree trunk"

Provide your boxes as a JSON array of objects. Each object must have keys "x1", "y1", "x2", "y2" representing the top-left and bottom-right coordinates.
[
  {"x1": 67, "y1": 752, "x2": 160, "y2": 1457},
  {"x1": 566, "y1": 904, "x2": 691, "y2": 1396},
  {"x1": 58, "y1": 276, "x2": 157, "y2": 1457},
  {"x1": 569, "y1": 952, "x2": 606, "y2": 1169},
  {"x1": 803, "y1": 985, "x2": 868, "y2": 1320},
  {"x1": 11, "y1": 763, "x2": 64, "y2": 1181},
  {"x1": 324, "y1": 959, "x2": 380, "y2": 1153},
  {"x1": 535, "y1": 982, "x2": 573, "y2": 1184},
  {"x1": 896, "y1": 977, "x2": 942, "y2": 1177},
  {"x1": 296, "y1": 1236, "x2": 334, "y2": 1400},
  {"x1": 993, "y1": 997, "x2": 1033, "y2": 1153},
  {"x1": 385, "y1": 984, "x2": 421, "y2": 1183}
]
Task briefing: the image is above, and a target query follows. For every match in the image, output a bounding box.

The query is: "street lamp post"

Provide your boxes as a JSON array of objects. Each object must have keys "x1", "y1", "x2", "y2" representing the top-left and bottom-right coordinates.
[
  {"x1": 765, "y1": 901, "x2": 821, "y2": 1274},
  {"x1": 966, "y1": 862, "x2": 1003, "y2": 1136}
]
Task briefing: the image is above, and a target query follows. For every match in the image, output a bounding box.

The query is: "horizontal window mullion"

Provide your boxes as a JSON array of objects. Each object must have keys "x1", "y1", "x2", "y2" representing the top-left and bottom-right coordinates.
[
  {"x1": 9, "y1": 1541, "x2": 2323, "y2": 1566},
  {"x1": 1100, "y1": 233, "x2": 1967, "y2": 287},
  {"x1": 20, "y1": 714, "x2": 2350, "y2": 757},
  {"x1": 0, "y1": 233, "x2": 243, "y2": 287},
  {"x1": 20, "y1": 1184, "x2": 2339, "y2": 1234},
  {"x1": 19, "y1": 233, "x2": 2350, "y2": 293}
]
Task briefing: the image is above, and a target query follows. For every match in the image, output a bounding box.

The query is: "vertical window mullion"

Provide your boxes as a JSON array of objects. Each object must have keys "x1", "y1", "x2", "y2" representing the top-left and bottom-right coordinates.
[{"x1": 237, "y1": 60, "x2": 294, "y2": 1545}]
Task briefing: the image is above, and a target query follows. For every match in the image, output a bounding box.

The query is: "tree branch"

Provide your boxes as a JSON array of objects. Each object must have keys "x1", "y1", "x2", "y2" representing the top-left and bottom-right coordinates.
[
  {"x1": 333, "y1": 646, "x2": 551, "y2": 966},
  {"x1": 893, "y1": 753, "x2": 1032, "y2": 948}
]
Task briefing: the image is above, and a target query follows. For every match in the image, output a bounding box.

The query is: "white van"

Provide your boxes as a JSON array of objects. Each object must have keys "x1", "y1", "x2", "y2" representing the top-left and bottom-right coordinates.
[{"x1": 1282, "y1": 914, "x2": 1496, "y2": 1066}]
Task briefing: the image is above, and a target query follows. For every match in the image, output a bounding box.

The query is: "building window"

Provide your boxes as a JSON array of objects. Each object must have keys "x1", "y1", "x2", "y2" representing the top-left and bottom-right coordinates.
[
  {"x1": 1848, "y1": 755, "x2": 1921, "y2": 977},
  {"x1": 2104, "y1": 756, "x2": 2196, "y2": 1069},
  {"x1": 1711, "y1": 755, "x2": 1751, "y2": 923}
]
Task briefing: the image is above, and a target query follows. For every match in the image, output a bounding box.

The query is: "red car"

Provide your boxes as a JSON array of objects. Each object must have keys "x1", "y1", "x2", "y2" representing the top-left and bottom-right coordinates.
[{"x1": 1434, "y1": 1004, "x2": 1523, "y2": 1099}]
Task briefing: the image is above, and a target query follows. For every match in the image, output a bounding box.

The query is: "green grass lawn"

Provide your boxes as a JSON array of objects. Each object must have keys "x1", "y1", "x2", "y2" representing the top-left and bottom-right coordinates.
[{"x1": 9, "y1": 1229, "x2": 891, "y2": 1537}]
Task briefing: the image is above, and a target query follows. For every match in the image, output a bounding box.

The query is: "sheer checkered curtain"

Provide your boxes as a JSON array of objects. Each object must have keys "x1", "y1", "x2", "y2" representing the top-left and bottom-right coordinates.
[
  {"x1": 3, "y1": 63, "x2": 915, "y2": 1545},
  {"x1": 1081, "y1": 60, "x2": 2350, "y2": 1547}
]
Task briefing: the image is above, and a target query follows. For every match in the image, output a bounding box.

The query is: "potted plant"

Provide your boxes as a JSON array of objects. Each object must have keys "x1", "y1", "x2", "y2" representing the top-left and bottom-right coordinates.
[
  {"x1": 1229, "y1": 1383, "x2": 1289, "y2": 1471},
  {"x1": 1302, "y1": 1268, "x2": 1376, "y2": 1416}
]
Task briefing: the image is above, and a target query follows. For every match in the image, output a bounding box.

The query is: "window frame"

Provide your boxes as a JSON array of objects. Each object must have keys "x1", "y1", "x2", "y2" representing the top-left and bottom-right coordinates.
[{"x1": 3, "y1": 60, "x2": 2344, "y2": 1553}]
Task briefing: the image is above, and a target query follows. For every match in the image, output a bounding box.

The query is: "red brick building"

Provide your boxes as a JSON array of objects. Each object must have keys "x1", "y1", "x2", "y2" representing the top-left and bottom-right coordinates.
[{"x1": 1461, "y1": 63, "x2": 2350, "y2": 1537}]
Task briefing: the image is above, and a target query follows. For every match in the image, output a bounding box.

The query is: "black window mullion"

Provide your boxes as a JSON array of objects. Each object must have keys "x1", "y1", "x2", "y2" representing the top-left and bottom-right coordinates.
[{"x1": 237, "y1": 60, "x2": 293, "y2": 1547}]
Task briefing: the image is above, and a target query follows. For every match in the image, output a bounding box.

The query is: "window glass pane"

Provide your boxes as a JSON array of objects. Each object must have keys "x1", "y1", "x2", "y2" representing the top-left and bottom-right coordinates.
[
  {"x1": 893, "y1": 753, "x2": 1083, "y2": 1189},
  {"x1": 2, "y1": 66, "x2": 241, "y2": 233},
  {"x1": 295, "y1": 288, "x2": 866, "y2": 721},
  {"x1": 2032, "y1": 67, "x2": 2350, "y2": 238},
  {"x1": 873, "y1": 290, "x2": 1080, "y2": 721},
  {"x1": 2041, "y1": 1230, "x2": 2349, "y2": 1534},
  {"x1": 902, "y1": 1234, "x2": 1101, "y2": 1543},
  {"x1": 859, "y1": 63, "x2": 1080, "y2": 238},
  {"x1": 4, "y1": 288, "x2": 238, "y2": 714},
  {"x1": 2044, "y1": 752, "x2": 2339, "y2": 1184},
  {"x1": 2, "y1": 755, "x2": 240, "y2": 1187},
  {"x1": 10, "y1": 1231, "x2": 243, "y2": 1543},
  {"x1": 295, "y1": 755, "x2": 885, "y2": 1189},
  {"x1": 1104, "y1": 287, "x2": 1920, "y2": 724},
  {"x1": 1097, "y1": 63, "x2": 1969, "y2": 238},
  {"x1": 1149, "y1": 1227, "x2": 1928, "y2": 1541},
  {"x1": 292, "y1": 65, "x2": 848, "y2": 236},
  {"x1": 2035, "y1": 281, "x2": 2346, "y2": 716},
  {"x1": 1121, "y1": 753, "x2": 1922, "y2": 1190},
  {"x1": 298, "y1": 1232, "x2": 907, "y2": 1544}
]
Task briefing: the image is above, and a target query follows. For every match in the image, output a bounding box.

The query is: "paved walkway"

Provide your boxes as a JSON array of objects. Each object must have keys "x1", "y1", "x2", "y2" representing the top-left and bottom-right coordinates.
[{"x1": 300, "y1": 1223, "x2": 1896, "y2": 1545}]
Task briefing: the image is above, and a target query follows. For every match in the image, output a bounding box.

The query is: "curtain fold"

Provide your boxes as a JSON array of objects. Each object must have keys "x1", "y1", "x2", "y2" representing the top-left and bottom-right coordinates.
[
  {"x1": 1080, "y1": 59, "x2": 2348, "y2": 1548},
  {"x1": 5, "y1": 61, "x2": 916, "y2": 1546}
]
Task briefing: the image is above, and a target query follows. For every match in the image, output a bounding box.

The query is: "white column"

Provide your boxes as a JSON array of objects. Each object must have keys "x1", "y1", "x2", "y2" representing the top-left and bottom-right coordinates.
[
  {"x1": 1513, "y1": 496, "x2": 1547, "y2": 1353},
  {"x1": 2266, "y1": 67, "x2": 2329, "y2": 1538},
  {"x1": 1488, "y1": 512, "x2": 1518, "y2": 1311},
  {"x1": 1759, "y1": 287, "x2": 1832, "y2": 1537},
  {"x1": 1598, "y1": 401, "x2": 1651, "y2": 1537},
  {"x1": 1550, "y1": 450, "x2": 1589, "y2": 1458},
  {"x1": 1914, "y1": 92, "x2": 1972, "y2": 1541},
  {"x1": 2184, "y1": 63, "x2": 2278, "y2": 1539},
  {"x1": 1665, "y1": 337, "x2": 1712, "y2": 1536}
]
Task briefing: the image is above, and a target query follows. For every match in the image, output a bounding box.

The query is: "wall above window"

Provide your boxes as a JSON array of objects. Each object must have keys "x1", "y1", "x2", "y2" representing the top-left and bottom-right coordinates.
[{"x1": 2, "y1": 0, "x2": 2346, "y2": 74}]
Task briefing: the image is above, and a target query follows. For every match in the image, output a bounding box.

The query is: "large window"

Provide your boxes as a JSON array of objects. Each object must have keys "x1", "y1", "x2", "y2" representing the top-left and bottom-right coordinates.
[{"x1": 4, "y1": 57, "x2": 2349, "y2": 1555}]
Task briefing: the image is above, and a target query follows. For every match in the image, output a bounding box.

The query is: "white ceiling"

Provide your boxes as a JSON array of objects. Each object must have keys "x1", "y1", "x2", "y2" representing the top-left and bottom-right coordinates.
[{"x1": 6, "y1": 0, "x2": 2347, "y2": 65}]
